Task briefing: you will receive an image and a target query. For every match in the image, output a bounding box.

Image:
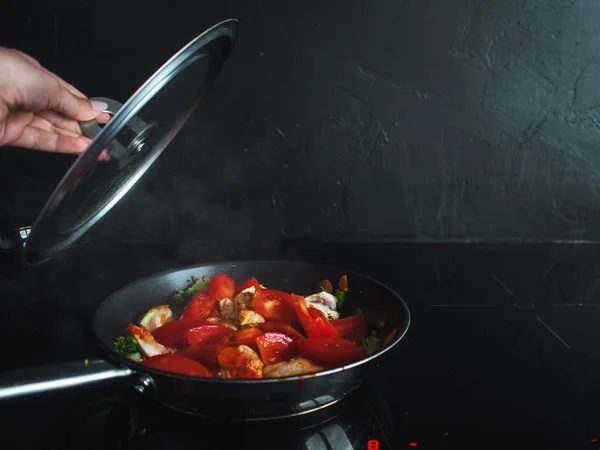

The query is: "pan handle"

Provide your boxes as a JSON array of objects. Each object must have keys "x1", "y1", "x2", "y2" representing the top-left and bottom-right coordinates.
[{"x1": 0, "y1": 358, "x2": 134, "y2": 401}]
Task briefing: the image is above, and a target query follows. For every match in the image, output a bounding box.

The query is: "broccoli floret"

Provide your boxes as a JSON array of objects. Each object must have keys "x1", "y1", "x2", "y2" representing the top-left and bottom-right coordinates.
[
  {"x1": 169, "y1": 275, "x2": 211, "y2": 316},
  {"x1": 171, "y1": 276, "x2": 211, "y2": 301},
  {"x1": 359, "y1": 331, "x2": 381, "y2": 356},
  {"x1": 333, "y1": 289, "x2": 345, "y2": 309},
  {"x1": 114, "y1": 336, "x2": 139, "y2": 356},
  {"x1": 127, "y1": 352, "x2": 143, "y2": 362}
]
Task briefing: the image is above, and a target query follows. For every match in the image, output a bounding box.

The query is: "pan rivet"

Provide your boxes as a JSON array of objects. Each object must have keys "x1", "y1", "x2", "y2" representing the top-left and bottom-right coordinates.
[{"x1": 134, "y1": 374, "x2": 155, "y2": 395}]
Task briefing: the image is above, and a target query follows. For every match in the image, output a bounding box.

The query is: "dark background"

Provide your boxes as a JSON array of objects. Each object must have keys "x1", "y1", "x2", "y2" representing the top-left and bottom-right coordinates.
[
  {"x1": 2, "y1": 0, "x2": 600, "y2": 244},
  {"x1": 3, "y1": 3, "x2": 600, "y2": 447}
]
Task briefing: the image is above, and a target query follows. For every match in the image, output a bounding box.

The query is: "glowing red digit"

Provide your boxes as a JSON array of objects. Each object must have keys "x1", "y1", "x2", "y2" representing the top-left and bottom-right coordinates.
[{"x1": 367, "y1": 439, "x2": 380, "y2": 450}]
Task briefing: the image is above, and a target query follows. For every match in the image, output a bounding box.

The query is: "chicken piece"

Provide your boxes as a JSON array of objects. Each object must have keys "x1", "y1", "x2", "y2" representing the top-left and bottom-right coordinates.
[
  {"x1": 218, "y1": 345, "x2": 264, "y2": 379},
  {"x1": 218, "y1": 298, "x2": 238, "y2": 324},
  {"x1": 127, "y1": 324, "x2": 174, "y2": 358},
  {"x1": 139, "y1": 305, "x2": 173, "y2": 332},
  {"x1": 263, "y1": 357, "x2": 324, "y2": 378},
  {"x1": 235, "y1": 287, "x2": 255, "y2": 310},
  {"x1": 305, "y1": 292, "x2": 339, "y2": 320},
  {"x1": 238, "y1": 309, "x2": 266, "y2": 326},
  {"x1": 206, "y1": 317, "x2": 238, "y2": 330}
]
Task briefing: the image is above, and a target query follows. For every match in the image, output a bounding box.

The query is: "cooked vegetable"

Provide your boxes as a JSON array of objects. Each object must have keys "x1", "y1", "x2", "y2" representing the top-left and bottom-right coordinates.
[
  {"x1": 257, "y1": 321, "x2": 306, "y2": 340},
  {"x1": 169, "y1": 276, "x2": 211, "y2": 317},
  {"x1": 207, "y1": 273, "x2": 236, "y2": 301},
  {"x1": 114, "y1": 335, "x2": 139, "y2": 356},
  {"x1": 305, "y1": 292, "x2": 339, "y2": 320},
  {"x1": 121, "y1": 273, "x2": 396, "y2": 379},
  {"x1": 297, "y1": 338, "x2": 366, "y2": 368},
  {"x1": 152, "y1": 318, "x2": 212, "y2": 348},
  {"x1": 333, "y1": 289, "x2": 345, "y2": 309},
  {"x1": 139, "y1": 305, "x2": 173, "y2": 332},
  {"x1": 290, "y1": 294, "x2": 339, "y2": 339},
  {"x1": 177, "y1": 343, "x2": 227, "y2": 368},
  {"x1": 358, "y1": 331, "x2": 381, "y2": 356},
  {"x1": 141, "y1": 354, "x2": 213, "y2": 377},
  {"x1": 338, "y1": 275, "x2": 349, "y2": 292},
  {"x1": 256, "y1": 332, "x2": 297, "y2": 365},
  {"x1": 182, "y1": 292, "x2": 215, "y2": 321},
  {"x1": 330, "y1": 310, "x2": 367, "y2": 341},
  {"x1": 316, "y1": 279, "x2": 333, "y2": 293},
  {"x1": 128, "y1": 324, "x2": 172, "y2": 358},
  {"x1": 384, "y1": 327, "x2": 398, "y2": 346},
  {"x1": 251, "y1": 289, "x2": 296, "y2": 323},
  {"x1": 127, "y1": 352, "x2": 143, "y2": 362},
  {"x1": 263, "y1": 357, "x2": 323, "y2": 378},
  {"x1": 235, "y1": 277, "x2": 260, "y2": 295}
]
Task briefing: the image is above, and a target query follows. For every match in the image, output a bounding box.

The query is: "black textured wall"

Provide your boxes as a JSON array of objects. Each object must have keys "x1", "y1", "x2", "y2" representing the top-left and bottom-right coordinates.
[{"x1": 2, "y1": 0, "x2": 600, "y2": 246}]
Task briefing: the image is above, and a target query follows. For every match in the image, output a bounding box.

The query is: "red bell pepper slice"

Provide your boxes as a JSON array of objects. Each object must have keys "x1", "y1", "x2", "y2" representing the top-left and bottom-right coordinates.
[
  {"x1": 176, "y1": 343, "x2": 227, "y2": 369},
  {"x1": 290, "y1": 294, "x2": 338, "y2": 339},
  {"x1": 207, "y1": 273, "x2": 236, "y2": 301},
  {"x1": 235, "y1": 277, "x2": 261, "y2": 294},
  {"x1": 140, "y1": 354, "x2": 213, "y2": 377},
  {"x1": 257, "y1": 321, "x2": 306, "y2": 340},
  {"x1": 329, "y1": 310, "x2": 367, "y2": 341},
  {"x1": 255, "y1": 332, "x2": 297, "y2": 365},
  {"x1": 181, "y1": 291, "x2": 215, "y2": 321},
  {"x1": 297, "y1": 338, "x2": 366, "y2": 369},
  {"x1": 152, "y1": 319, "x2": 212, "y2": 348},
  {"x1": 184, "y1": 323, "x2": 234, "y2": 345},
  {"x1": 251, "y1": 289, "x2": 297, "y2": 323}
]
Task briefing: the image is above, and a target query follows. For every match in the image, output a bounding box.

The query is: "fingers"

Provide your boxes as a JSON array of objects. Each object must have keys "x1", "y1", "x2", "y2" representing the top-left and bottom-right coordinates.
[
  {"x1": 43, "y1": 67, "x2": 87, "y2": 99},
  {"x1": 36, "y1": 110, "x2": 85, "y2": 135},
  {"x1": 13, "y1": 50, "x2": 41, "y2": 67},
  {"x1": 48, "y1": 83, "x2": 106, "y2": 122},
  {"x1": 29, "y1": 115, "x2": 81, "y2": 138},
  {"x1": 97, "y1": 112, "x2": 111, "y2": 124},
  {"x1": 14, "y1": 49, "x2": 87, "y2": 99},
  {"x1": 9, "y1": 125, "x2": 92, "y2": 154}
]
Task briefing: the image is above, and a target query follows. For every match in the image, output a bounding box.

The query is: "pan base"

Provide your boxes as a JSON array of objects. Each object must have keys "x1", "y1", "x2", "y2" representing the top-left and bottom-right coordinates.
[{"x1": 159, "y1": 385, "x2": 359, "y2": 422}]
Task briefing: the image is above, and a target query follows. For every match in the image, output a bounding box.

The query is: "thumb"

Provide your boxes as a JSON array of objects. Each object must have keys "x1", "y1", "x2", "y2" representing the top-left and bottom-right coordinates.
[{"x1": 48, "y1": 84, "x2": 107, "y2": 122}]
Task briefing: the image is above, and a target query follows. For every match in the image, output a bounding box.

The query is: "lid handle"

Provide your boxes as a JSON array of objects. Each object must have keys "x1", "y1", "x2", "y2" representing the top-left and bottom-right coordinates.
[{"x1": 80, "y1": 97, "x2": 157, "y2": 166}]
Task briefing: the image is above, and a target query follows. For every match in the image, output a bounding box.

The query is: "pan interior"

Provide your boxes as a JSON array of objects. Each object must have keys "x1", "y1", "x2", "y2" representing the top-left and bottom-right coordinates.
[{"x1": 92, "y1": 260, "x2": 410, "y2": 369}]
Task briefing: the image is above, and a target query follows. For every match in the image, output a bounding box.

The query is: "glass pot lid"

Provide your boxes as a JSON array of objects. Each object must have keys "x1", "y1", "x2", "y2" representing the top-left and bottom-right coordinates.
[{"x1": 21, "y1": 19, "x2": 239, "y2": 265}]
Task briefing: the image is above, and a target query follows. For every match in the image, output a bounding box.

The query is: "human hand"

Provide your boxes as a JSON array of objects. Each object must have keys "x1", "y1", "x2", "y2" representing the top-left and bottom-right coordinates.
[{"x1": 0, "y1": 47, "x2": 110, "y2": 154}]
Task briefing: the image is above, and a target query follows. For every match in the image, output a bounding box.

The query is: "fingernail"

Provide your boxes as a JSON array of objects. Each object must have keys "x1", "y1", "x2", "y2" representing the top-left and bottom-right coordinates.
[{"x1": 90, "y1": 100, "x2": 108, "y2": 112}]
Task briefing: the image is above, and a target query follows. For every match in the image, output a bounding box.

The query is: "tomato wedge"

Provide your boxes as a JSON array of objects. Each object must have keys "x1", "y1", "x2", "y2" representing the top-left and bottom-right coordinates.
[
  {"x1": 297, "y1": 338, "x2": 366, "y2": 368},
  {"x1": 207, "y1": 273, "x2": 235, "y2": 301},
  {"x1": 251, "y1": 289, "x2": 296, "y2": 323},
  {"x1": 141, "y1": 354, "x2": 213, "y2": 377},
  {"x1": 182, "y1": 291, "x2": 215, "y2": 321},
  {"x1": 207, "y1": 327, "x2": 263, "y2": 350},
  {"x1": 290, "y1": 294, "x2": 338, "y2": 339},
  {"x1": 230, "y1": 327, "x2": 263, "y2": 349},
  {"x1": 152, "y1": 319, "x2": 212, "y2": 348},
  {"x1": 235, "y1": 277, "x2": 261, "y2": 294},
  {"x1": 176, "y1": 343, "x2": 227, "y2": 369},
  {"x1": 184, "y1": 323, "x2": 234, "y2": 345},
  {"x1": 255, "y1": 332, "x2": 297, "y2": 365},
  {"x1": 257, "y1": 321, "x2": 305, "y2": 340},
  {"x1": 329, "y1": 310, "x2": 367, "y2": 341}
]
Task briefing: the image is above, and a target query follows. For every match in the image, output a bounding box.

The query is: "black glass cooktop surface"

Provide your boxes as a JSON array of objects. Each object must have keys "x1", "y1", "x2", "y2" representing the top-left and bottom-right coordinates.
[{"x1": 2, "y1": 243, "x2": 600, "y2": 450}]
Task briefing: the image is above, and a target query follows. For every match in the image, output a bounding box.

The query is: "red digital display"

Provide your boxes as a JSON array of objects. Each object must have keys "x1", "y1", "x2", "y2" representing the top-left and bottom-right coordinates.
[{"x1": 367, "y1": 439, "x2": 380, "y2": 449}]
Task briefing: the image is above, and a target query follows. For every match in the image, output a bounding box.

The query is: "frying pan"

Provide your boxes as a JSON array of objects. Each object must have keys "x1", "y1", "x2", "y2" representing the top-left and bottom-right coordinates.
[{"x1": 0, "y1": 261, "x2": 410, "y2": 420}]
